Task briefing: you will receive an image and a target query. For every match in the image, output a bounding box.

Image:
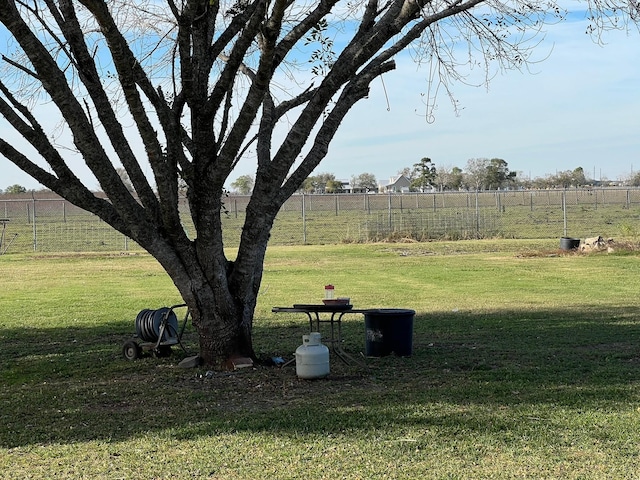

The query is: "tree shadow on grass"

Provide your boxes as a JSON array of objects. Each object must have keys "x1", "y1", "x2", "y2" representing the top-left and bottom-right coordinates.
[{"x1": 2, "y1": 305, "x2": 640, "y2": 448}]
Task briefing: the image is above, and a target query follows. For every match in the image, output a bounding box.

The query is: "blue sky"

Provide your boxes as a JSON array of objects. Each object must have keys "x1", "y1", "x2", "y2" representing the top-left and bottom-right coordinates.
[
  {"x1": 317, "y1": 13, "x2": 640, "y2": 184},
  {"x1": 1, "y1": 7, "x2": 638, "y2": 191}
]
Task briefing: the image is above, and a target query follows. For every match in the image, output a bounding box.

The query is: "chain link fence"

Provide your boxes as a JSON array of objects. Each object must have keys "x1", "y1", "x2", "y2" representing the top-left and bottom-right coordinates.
[{"x1": 2, "y1": 188, "x2": 640, "y2": 254}]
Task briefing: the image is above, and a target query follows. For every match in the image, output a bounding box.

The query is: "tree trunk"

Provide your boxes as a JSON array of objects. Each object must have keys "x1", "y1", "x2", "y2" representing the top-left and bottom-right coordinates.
[
  {"x1": 161, "y1": 253, "x2": 257, "y2": 368},
  {"x1": 147, "y1": 204, "x2": 271, "y2": 368},
  {"x1": 191, "y1": 302, "x2": 254, "y2": 368}
]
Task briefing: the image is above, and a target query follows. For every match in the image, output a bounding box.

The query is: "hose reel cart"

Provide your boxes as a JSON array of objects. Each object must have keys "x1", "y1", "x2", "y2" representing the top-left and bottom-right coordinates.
[{"x1": 122, "y1": 304, "x2": 191, "y2": 360}]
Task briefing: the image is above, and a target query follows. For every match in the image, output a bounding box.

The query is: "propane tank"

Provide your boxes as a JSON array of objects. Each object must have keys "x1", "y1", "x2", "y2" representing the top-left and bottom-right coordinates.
[{"x1": 295, "y1": 332, "x2": 330, "y2": 379}]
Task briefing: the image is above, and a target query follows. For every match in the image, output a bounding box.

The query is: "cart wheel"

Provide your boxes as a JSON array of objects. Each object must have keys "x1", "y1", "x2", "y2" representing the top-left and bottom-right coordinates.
[
  {"x1": 122, "y1": 341, "x2": 141, "y2": 361},
  {"x1": 154, "y1": 345, "x2": 172, "y2": 358}
]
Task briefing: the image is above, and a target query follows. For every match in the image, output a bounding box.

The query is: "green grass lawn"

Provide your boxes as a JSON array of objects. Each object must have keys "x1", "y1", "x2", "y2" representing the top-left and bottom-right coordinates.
[{"x1": 1, "y1": 240, "x2": 640, "y2": 478}]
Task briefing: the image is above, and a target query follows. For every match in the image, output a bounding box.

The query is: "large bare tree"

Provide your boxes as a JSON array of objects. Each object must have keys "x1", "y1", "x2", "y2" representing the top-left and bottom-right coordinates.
[{"x1": 0, "y1": 0, "x2": 637, "y2": 367}]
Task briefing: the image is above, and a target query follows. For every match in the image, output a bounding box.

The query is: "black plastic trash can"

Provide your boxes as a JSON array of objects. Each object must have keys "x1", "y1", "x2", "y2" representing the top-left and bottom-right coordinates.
[
  {"x1": 364, "y1": 308, "x2": 415, "y2": 357},
  {"x1": 560, "y1": 237, "x2": 580, "y2": 250}
]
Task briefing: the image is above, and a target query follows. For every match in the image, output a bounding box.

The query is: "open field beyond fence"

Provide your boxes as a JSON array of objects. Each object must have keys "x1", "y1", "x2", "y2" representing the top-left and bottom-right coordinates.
[
  {"x1": 1, "y1": 241, "x2": 640, "y2": 478},
  {"x1": 2, "y1": 188, "x2": 640, "y2": 253}
]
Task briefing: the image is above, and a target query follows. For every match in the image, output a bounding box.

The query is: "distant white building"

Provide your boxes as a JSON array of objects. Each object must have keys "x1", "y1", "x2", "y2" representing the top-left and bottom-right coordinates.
[
  {"x1": 339, "y1": 179, "x2": 360, "y2": 193},
  {"x1": 378, "y1": 175, "x2": 411, "y2": 193}
]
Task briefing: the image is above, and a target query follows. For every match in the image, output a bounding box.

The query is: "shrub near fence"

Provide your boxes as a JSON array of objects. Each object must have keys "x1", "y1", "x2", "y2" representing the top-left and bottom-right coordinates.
[{"x1": 2, "y1": 188, "x2": 640, "y2": 254}]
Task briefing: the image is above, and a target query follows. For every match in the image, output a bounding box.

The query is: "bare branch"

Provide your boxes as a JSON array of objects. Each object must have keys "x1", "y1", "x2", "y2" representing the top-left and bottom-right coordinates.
[{"x1": 1, "y1": 54, "x2": 39, "y2": 79}]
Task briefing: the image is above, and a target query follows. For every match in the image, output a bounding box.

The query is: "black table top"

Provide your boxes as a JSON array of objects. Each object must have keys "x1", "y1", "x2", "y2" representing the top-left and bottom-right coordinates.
[{"x1": 293, "y1": 304, "x2": 352, "y2": 311}]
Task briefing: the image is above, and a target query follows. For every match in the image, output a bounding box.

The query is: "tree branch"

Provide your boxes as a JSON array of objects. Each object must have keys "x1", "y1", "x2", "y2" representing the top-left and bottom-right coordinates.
[
  {"x1": 77, "y1": 0, "x2": 177, "y2": 212},
  {"x1": 1, "y1": 54, "x2": 39, "y2": 79},
  {"x1": 0, "y1": 0, "x2": 141, "y2": 218}
]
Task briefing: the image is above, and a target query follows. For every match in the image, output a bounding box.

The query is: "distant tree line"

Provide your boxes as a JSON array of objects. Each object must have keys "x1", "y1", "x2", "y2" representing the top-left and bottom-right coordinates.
[
  {"x1": 224, "y1": 159, "x2": 610, "y2": 195},
  {"x1": 1, "y1": 184, "x2": 28, "y2": 194}
]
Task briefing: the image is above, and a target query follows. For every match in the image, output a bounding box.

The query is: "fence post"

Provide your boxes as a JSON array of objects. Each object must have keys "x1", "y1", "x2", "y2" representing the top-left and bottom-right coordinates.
[
  {"x1": 562, "y1": 190, "x2": 567, "y2": 237},
  {"x1": 388, "y1": 192, "x2": 392, "y2": 231},
  {"x1": 530, "y1": 192, "x2": 533, "y2": 212},
  {"x1": 32, "y1": 196, "x2": 37, "y2": 251},
  {"x1": 302, "y1": 193, "x2": 307, "y2": 245},
  {"x1": 335, "y1": 194, "x2": 338, "y2": 216},
  {"x1": 475, "y1": 190, "x2": 480, "y2": 238}
]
